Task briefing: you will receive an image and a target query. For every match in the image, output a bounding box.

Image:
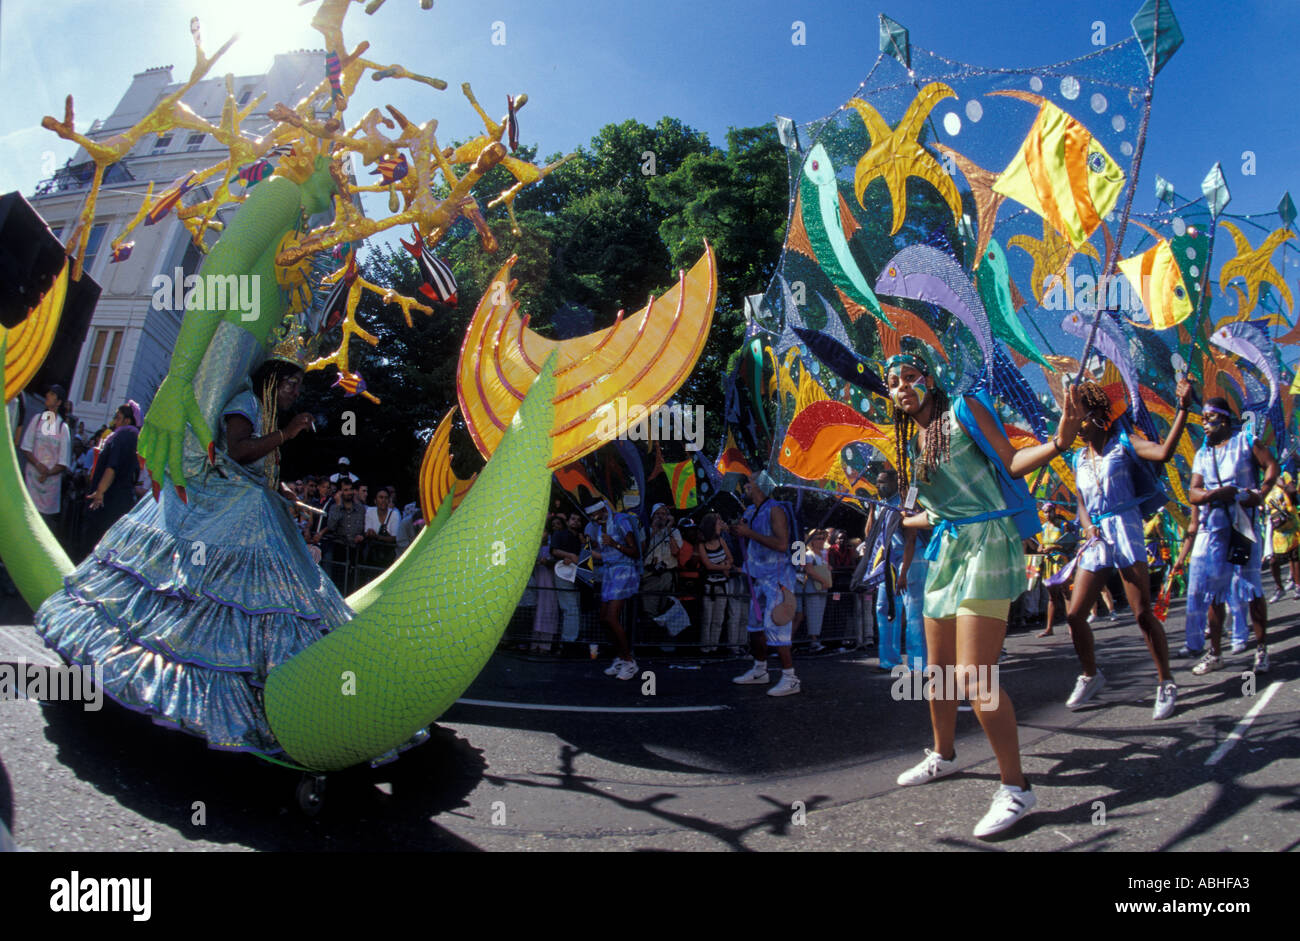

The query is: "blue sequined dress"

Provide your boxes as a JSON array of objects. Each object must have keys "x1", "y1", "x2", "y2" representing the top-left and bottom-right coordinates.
[{"x1": 34, "y1": 380, "x2": 352, "y2": 757}]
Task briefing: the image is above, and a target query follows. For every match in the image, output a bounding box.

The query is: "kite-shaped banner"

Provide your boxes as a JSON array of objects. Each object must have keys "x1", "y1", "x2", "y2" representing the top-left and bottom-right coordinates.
[
  {"x1": 1130, "y1": 0, "x2": 1184, "y2": 77},
  {"x1": 457, "y1": 243, "x2": 717, "y2": 468},
  {"x1": 879, "y1": 14, "x2": 910, "y2": 69}
]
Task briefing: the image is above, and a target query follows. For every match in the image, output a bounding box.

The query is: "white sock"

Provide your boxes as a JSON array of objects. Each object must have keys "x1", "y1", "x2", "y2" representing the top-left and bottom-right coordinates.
[{"x1": 783, "y1": 668, "x2": 795, "y2": 678}]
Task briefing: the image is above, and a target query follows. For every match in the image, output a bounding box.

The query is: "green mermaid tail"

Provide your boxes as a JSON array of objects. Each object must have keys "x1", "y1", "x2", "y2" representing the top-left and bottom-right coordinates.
[{"x1": 263, "y1": 355, "x2": 557, "y2": 771}]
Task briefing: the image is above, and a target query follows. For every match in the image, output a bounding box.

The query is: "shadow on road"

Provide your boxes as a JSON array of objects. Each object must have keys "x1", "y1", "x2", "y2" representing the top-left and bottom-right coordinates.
[{"x1": 38, "y1": 698, "x2": 491, "y2": 850}]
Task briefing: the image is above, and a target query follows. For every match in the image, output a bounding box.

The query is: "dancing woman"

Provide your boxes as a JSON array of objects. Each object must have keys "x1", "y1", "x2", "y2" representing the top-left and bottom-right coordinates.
[
  {"x1": 1061, "y1": 379, "x2": 1192, "y2": 719},
  {"x1": 887, "y1": 353, "x2": 1082, "y2": 838}
]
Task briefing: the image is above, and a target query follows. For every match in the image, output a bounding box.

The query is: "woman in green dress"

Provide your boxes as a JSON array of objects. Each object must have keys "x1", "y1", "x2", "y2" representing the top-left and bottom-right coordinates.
[{"x1": 887, "y1": 353, "x2": 1082, "y2": 838}]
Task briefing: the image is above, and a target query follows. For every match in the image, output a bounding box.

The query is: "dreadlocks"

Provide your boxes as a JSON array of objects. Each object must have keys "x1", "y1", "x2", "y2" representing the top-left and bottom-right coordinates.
[
  {"x1": 893, "y1": 385, "x2": 951, "y2": 494},
  {"x1": 1078, "y1": 380, "x2": 1111, "y2": 416}
]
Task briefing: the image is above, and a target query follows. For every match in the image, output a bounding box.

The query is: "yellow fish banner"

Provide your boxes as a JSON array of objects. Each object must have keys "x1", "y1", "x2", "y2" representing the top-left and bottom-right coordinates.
[
  {"x1": 1118, "y1": 220, "x2": 1207, "y2": 331},
  {"x1": 991, "y1": 93, "x2": 1126, "y2": 250},
  {"x1": 1117, "y1": 240, "x2": 1192, "y2": 329}
]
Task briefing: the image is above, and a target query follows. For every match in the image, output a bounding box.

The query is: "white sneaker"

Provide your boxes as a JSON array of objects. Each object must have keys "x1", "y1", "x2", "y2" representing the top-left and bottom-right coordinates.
[
  {"x1": 603, "y1": 657, "x2": 627, "y2": 676},
  {"x1": 615, "y1": 659, "x2": 639, "y2": 681},
  {"x1": 1086, "y1": 612, "x2": 1097, "y2": 623},
  {"x1": 1292, "y1": 588, "x2": 1300, "y2": 602},
  {"x1": 808, "y1": 640, "x2": 825, "y2": 653},
  {"x1": 1152, "y1": 681, "x2": 1177, "y2": 720},
  {"x1": 1066, "y1": 670, "x2": 1106, "y2": 710},
  {"x1": 1268, "y1": 588, "x2": 1285, "y2": 603},
  {"x1": 1254, "y1": 646, "x2": 1270, "y2": 673},
  {"x1": 1230, "y1": 641, "x2": 1247, "y2": 655},
  {"x1": 732, "y1": 662, "x2": 770, "y2": 685},
  {"x1": 896, "y1": 748, "x2": 957, "y2": 786},
  {"x1": 767, "y1": 674, "x2": 801, "y2": 697},
  {"x1": 973, "y1": 782, "x2": 1037, "y2": 838},
  {"x1": 1191, "y1": 652, "x2": 1223, "y2": 675},
  {"x1": 1175, "y1": 645, "x2": 1202, "y2": 659}
]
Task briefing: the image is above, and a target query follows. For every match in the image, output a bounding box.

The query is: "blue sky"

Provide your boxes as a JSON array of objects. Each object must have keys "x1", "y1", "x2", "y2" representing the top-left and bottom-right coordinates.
[
  {"x1": 3, "y1": 0, "x2": 1296, "y2": 206},
  {"x1": 1, "y1": 0, "x2": 1296, "y2": 340}
]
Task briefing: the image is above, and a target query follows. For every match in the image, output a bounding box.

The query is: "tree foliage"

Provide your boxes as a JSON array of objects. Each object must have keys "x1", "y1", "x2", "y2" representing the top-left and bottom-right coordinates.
[{"x1": 287, "y1": 118, "x2": 787, "y2": 503}]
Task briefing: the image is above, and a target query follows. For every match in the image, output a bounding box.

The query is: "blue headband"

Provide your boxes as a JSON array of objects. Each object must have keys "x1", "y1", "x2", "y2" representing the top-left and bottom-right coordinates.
[{"x1": 884, "y1": 353, "x2": 929, "y2": 376}]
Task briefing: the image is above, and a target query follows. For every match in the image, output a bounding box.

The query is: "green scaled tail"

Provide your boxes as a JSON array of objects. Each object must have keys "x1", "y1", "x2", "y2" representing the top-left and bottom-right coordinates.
[
  {"x1": 264, "y1": 353, "x2": 558, "y2": 771},
  {"x1": 0, "y1": 338, "x2": 75, "y2": 610}
]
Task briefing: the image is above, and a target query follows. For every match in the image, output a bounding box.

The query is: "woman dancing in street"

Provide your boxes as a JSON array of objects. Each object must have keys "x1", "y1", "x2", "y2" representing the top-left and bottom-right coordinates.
[
  {"x1": 1061, "y1": 379, "x2": 1192, "y2": 719},
  {"x1": 888, "y1": 354, "x2": 1082, "y2": 838}
]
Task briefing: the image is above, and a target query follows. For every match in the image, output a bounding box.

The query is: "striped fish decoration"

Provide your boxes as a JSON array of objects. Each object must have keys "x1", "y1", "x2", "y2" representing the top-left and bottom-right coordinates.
[
  {"x1": 319, "y1": 253, "x2": 359, "y2": 333},
  {"x1": 370, "y1": 154, "x2": 409, "y2": 185},
  {"x1": 231, "y1": 159, "x2": 274, "y2": 188},
  {"x1": 505, "y1": 95, "x2": 519, "y2": 152},
  {"x1": 399, "y1": 225, "x2": 458, "y2": 304},
  {"x1": 326, "y1": 51, "x2": 344, "y2": 107},
  {"x1": 990, "y1": 91, "x2": 1126, "y2": 250},
  {"x1": 144, "y1": 171, "x2": 199, "y2": 225}
]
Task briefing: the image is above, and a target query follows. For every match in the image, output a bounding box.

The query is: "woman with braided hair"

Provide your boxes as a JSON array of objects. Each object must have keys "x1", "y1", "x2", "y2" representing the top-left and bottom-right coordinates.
[
  {"x1": 888, "y1": 353, "x2": 1083, "y2": 838},
  {"x1": 1061, "y1": 377, "x2": 1192, "y2": 719}
]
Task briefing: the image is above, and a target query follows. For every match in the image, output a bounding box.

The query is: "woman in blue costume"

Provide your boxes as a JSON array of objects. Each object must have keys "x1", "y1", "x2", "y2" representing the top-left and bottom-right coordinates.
[
  {"x1": 34, "y1": 346, "x2": 349, "y2": 758},
  {"x1": 1187, "y1": 397, "x2": 1279, "y2": 677},
  {"x1": 1062, "y1": 378, "x2": 1191, "y2": 720}
]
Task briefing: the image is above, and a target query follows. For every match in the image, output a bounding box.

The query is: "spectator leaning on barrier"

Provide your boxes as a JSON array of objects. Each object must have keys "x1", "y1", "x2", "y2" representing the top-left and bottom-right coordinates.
[
  {"x1": 641, "y1": 503, "x2": 682, "y2": 617},
  {"x1": 322, "y1": 477, "x2": 367, "y2": 579},
  {"x1": 548, "y1": 510, "x2": 586, "y2": 647},
  {"x1": 698, "y1": 512, "x2": 737, "y2": 653},
  {"x1": 364, "y1": 486, "x2": 401, "y2": 565},
  {"x1": 802, "y1": 528, "x2": 834, "y2": 652}
]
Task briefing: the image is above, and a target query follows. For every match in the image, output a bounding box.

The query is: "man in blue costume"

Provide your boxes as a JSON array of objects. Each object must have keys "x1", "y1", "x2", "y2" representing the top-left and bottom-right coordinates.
[{"x1": 729, "y1": 472, "x2": 801, "y2": 696}]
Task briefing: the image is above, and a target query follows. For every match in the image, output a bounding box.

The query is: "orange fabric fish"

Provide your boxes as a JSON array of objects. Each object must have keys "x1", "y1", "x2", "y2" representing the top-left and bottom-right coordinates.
[{"x1": 780, "y1": 400, "x2": 884, "y2": 481}]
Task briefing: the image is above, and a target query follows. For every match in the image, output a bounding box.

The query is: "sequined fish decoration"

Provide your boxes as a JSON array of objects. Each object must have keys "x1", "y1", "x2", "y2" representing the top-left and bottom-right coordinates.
[{"x1": 399, "y1": 225, "x2": 458, "y2": 304}]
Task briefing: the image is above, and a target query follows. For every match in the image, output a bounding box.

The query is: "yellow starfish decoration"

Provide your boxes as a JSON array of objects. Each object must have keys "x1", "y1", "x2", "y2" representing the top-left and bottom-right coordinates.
[
  {"x1": 1008, "y1": 218, "x2": 1100, "y2": 307},
  {"x1": 845, "y1": 82, "x2": 964, "y2": 236},
  {"x1": 1218, "y1": 222, "x2": 1295, "y2": 321}
]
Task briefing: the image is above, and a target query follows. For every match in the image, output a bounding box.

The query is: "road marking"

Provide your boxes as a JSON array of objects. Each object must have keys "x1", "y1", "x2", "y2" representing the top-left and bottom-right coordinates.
[
  {"x1": 1204, "y1": 681, "x2": 1282, "y2": 766},
  {"x1": 0, "y1": 628, "x2": 62, "y2": 667},
  {"x1": 455, "y1": 698, "x2": 729, "y2": 714}
]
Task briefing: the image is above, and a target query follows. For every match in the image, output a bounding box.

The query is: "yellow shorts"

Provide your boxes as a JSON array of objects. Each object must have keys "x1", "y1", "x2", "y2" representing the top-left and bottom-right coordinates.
[{"x1": 955, "y1": 598, "x2": 1012, "y2": 620}]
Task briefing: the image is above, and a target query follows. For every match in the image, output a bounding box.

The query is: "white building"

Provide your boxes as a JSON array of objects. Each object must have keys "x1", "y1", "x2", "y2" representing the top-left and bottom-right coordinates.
[{"x1": 28, "y1": 51, "x2": 340, "y2": 432}]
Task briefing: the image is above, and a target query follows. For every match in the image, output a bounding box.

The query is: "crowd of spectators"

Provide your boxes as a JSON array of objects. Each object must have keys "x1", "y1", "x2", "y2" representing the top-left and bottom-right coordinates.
[
  {"x1": 517, "y1": 495, "x2": 908, "y2": 659},
  {"x1": 280, "y1": 457, "x2": 425, "y2": 591}
]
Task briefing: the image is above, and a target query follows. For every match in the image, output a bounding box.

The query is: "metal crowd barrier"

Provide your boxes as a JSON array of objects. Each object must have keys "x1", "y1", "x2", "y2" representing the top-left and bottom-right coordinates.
[{"x1": 499, "y1": 571, "x2": 879, "y2": 656}]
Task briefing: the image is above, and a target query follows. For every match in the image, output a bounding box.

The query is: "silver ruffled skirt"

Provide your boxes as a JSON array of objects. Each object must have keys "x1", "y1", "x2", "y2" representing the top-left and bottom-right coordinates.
[{"x1": 35, "y1": 463, "x2": 353, "y2": 757}]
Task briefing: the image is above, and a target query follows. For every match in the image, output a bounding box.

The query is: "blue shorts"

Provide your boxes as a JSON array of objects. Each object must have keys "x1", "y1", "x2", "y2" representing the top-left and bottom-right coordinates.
[
  {"x1": 600, "y1": 564, "x2": 639, "y2": 602},
  {"x1": 747, "y1": 572, "x2": 796, "y2": 646}
]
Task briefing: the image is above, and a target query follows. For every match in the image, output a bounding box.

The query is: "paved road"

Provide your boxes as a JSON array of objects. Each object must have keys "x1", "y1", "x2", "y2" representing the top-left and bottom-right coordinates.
[{"x1": 1, "y1": 597, "x2": 1297, "y2": 852}]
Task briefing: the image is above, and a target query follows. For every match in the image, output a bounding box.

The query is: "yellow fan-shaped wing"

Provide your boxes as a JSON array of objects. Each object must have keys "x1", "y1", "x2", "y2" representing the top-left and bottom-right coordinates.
[
  {"x1": 2, "y1": 261, "x2": 69, "y2": 402},
  {"x1": 457, "y1": 242, "x2": 717, "y2": 468}
]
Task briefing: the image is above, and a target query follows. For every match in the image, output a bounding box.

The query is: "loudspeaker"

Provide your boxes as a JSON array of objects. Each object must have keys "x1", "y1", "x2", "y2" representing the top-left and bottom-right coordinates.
[
  {"x1": 27, "y1": 269, "x2": 101, "y2": 397},
  {"x1": 0, "y1": 192, "x2": 67, "y2": 328}
]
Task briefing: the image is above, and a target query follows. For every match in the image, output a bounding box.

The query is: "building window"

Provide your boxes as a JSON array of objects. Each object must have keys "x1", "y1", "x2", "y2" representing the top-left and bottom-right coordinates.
[
  {"x1": 151, "y1": 133, "x2": 173, "y2": 154},
  {"x1": 238, "y1": 88, "x2": 253, "y2": 105},
  {"x1": 82, "y1": 328, "x2": 125, "y2": 404},
  {"x1": 185, "y1": 132, "x2": 205, "y2": 152},
  {"x1": 79, "y1": 222, "x2": 108, "y2": 276}
]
